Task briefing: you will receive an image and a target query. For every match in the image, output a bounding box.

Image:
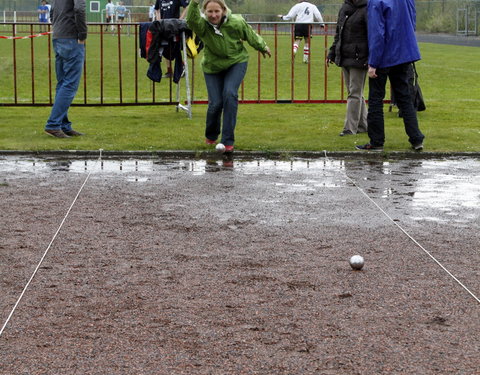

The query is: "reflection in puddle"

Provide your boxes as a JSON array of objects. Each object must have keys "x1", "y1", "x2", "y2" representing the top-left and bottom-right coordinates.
[
  {"x1": 1, "y1": 156, "x2": 479, "y2": 224},
  {"x1": 342, "y1": 159, "x2": 480, "y2": 225}
]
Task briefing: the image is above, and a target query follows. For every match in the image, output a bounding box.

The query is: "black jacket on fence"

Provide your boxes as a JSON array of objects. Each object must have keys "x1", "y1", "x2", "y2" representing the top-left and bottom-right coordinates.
[
  {"x1": 327, "y1": 0, "x2": 368, "y2": 69},
  {"x1": 139, "y1": 19, "x2": 190, "y2": 83}
]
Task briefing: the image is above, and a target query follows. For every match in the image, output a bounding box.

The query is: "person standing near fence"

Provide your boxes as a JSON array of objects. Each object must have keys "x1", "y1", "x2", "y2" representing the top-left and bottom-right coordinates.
[
  {"x1": 149, "y1": 3, "x2": 156, "y2": 22},
  {"x1": 45, "y1": 1, "x2": 52, "y2": 23},
  {"x1": 327, "y1": 0, "x2": 368, "y2": 137},
  {"x1": 44, "y1": 0, "x2": 87, "y2": 138},
  {"x1": 116, "y1": 2, "x2": 127, "y2": 29},
  {"x1": 278, "y1": 0, "x2": 324, "y2": 64},
  {"x1": 186, "y1": 0, "x2": 271, "y2": 153},
  {"x1": 38, "y1": 0, "x2": 49, "y2": 31},
  {"x1": 356, "y1": 0, "x2": 425, "y2": 151},
  {"x1": 105, "y1": 0, "x2": 115, "y2": 32}
]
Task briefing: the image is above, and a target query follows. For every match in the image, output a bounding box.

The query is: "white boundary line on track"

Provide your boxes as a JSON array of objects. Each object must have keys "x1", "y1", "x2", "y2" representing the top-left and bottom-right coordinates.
[
  {"x1": 324, "y1": 151, "x2": 480, "y2": 304},
  {"x1": 0, "y1": 149, "x2": 104, "y2": 338}
]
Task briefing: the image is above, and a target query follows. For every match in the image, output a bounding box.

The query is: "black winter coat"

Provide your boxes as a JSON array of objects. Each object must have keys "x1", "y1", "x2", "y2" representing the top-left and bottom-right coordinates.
[{"x1": 327, "y1": 0, "x2": 368, "y2": 69}]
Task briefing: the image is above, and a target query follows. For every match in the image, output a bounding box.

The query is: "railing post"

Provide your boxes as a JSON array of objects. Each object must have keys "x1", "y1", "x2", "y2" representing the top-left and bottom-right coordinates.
[
  {"x1": 12, "y1": 23, "x2": 17, "y2": 105},
  {"x1": 30, "y1": 24, "x2": 35, "y2": 104}
]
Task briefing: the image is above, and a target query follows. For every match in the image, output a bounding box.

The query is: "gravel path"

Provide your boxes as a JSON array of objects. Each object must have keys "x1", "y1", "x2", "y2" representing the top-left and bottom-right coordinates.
[{"x1": 1, "y1": 156, "x2": 479, "y2": 374}]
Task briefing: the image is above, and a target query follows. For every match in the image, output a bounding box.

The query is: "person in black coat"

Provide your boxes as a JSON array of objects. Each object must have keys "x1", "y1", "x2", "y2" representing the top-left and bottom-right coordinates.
[{"x1": 327, "y1": 0, "x2": 368, "y2": 136}]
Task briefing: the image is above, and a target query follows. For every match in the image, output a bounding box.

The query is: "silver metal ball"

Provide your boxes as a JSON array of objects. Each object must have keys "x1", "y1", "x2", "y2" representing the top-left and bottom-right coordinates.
[{"x1": 349, "y1": 255, "x2": 364, "y2": 270}]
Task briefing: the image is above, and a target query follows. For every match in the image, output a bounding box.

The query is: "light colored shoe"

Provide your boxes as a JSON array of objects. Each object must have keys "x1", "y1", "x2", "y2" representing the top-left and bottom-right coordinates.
[{"x1": 412, "y1": 143, "x2": 424, "y2": 151}]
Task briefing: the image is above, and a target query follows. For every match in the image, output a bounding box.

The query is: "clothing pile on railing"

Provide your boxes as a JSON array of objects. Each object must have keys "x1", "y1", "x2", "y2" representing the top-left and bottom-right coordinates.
[{"x1": 139, "y1": 19, "x2": 202, "y2": 84}]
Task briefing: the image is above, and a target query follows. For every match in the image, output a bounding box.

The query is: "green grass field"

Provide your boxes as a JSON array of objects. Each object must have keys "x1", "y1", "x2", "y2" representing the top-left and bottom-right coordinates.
[{"x1": 0, "y1": 24, "x2": 479, "y2": 152}]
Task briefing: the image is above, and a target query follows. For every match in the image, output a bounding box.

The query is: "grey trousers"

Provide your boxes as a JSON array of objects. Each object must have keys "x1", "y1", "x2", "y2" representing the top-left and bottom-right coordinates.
[{"x1": 342, "y1": 67, "x2": 368, "y2": 134}]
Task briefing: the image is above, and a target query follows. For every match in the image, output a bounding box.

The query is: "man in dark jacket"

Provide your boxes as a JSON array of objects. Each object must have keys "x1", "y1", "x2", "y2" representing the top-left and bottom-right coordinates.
[
  {"x1": 356, "y1": 0, "x2": 425, "y2": 151},
  {"x1": 44, "y1": 0, "x2": 87, "y2": 138},
  {"x1": 327, "y1": 0, "x2": 368, "y2": 136}
]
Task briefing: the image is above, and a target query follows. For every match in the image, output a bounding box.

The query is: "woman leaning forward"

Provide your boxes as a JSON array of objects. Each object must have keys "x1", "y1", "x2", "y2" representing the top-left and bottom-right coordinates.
[{"x1": 186, "y1": 0, "x2": 271, "y2": 153}]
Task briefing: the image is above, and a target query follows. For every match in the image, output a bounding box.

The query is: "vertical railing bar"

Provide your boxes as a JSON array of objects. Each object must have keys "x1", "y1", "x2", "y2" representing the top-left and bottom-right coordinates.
[
  {"x1": 241, "y1": 78, "x2": 244, "y2": 101},
  {"x1": 30, "y1": 24, "x2": 35, "y2": 104},
  {"x1": 307, "y1": 24, "x2": 311, "y2": 102},
  {"x1": 134, "y1": 24, "x2": 138, "y2": 103},
  {"x1": 100, "y1": 25, "x2": 105, "y2": 104},
  {"x1": 290, "y1": 23, "x2": 294, "y2": 102},
  {"x1": 191, "y1": 55, "x2": 195, "y2": 101},
  {"x1": 168, "y1": 43, "x2": 173, "y2": 103},
  {"x1": 83, "y1": 39, "x2": 87, "y2": 104},
  {"x1": 274, "y1": 23, "x2": 278, "y2": 102},
  {"x1": 324, "y1": 24, "x2": 328, "y2": 101},
  {"x1": 117, "y1": 26, "x2": 123, "y2": 104},
  {"x1": 257, "y1": 23, "x2": 261, "y2": 102},
  {"x1": 153, "y1": 78, "x2": 156, "y2": 103},
  {"x1": 341, "y1": 70, "x2": 345, "y2": 101},
  {"x1": 48, "y1": 25, "x2": 52, "y2": 104},
  {"x1": 12, "y1": 24, "x2": 17, "y2": 104}
]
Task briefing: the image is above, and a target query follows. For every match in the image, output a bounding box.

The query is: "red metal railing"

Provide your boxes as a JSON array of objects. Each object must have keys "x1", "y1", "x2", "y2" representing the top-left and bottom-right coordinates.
[{"x1": 0, "y1": 21, "x2": 346, "y2": 107}]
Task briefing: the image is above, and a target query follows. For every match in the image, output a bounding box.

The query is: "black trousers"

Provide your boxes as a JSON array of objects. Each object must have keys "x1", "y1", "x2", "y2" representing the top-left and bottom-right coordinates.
[{"x1": 367, "y1": 63, "x2": 425, "y2": 147}]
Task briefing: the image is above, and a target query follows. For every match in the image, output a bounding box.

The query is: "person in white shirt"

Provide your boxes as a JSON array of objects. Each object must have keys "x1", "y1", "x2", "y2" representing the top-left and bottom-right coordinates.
[
  {"x1": 45, "y1": 1, "x2": 51, "y2": 23},
  {"x1": 149, "y1": 3, "x2": 156, "y2": 21},
  {"x1": 105, "y1": 0, "x2": 116, "y2": 31},
  {"x1": 278, "y1": 0, "x2": 324, "y2": 63}
]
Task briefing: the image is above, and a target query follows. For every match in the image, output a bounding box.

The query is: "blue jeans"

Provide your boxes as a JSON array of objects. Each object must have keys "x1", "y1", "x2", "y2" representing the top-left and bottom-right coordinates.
[
  {"x1": 45, "y1": 38, "x2": 85, "y2": 132},
  {"x1": 204, "y1": 62, "x2": 248, "y2": 146},
  {"x1": 367, "y1": 63, "x2": 424, "y2": 147}
]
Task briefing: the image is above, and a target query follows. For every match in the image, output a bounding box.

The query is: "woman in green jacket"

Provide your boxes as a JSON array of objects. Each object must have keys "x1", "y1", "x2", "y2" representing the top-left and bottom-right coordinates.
[{"x1": 187, "y1": 0, "x2": 271, "y2": 153}]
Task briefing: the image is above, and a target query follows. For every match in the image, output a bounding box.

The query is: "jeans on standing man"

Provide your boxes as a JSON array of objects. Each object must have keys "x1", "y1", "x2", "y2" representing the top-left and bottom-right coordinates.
[
  {"x1": 46, "y1": 39, "x2": 85, "y2": 134},
  {"x1": 45, "y1": 0, "x2": 87, "y2": 138}
]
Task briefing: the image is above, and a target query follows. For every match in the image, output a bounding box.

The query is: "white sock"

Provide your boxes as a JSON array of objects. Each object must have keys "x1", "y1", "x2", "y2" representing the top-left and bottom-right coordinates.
[
  {"x1": 303, "y1": 45, "x2": 310, "y2": 60},
  {"x1": 293, "y1": 43, "x2": 299, "y2": 55}
]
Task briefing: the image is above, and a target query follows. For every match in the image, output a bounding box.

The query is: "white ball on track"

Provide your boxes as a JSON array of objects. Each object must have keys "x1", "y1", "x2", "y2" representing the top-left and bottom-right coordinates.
[
  {"x1": 349, "y1": 255, "x2": 364, "y2": 270},
  {"x1": 216, "y1": 143, "x2": 226, "y2": 152}
]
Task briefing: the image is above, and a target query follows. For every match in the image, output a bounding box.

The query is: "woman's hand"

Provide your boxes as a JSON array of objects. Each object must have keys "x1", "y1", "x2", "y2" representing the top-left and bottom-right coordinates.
[{"x1": 262, "y1": 47, "x2": 272, "y2": 58}]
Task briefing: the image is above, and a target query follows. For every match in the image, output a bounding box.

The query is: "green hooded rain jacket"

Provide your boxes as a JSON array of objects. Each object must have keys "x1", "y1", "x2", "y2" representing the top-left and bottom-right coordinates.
[{"x1": 186, "y1": 1, "x2": 268, "y2": 74}]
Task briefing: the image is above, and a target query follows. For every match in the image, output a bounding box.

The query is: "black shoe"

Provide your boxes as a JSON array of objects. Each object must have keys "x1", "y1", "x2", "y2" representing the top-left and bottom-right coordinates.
[
  {"x1": 355, "y1": 143, "x2": 383, "y2": 151},
  {"x1": 64, "y1": 129, "x2": 84, "y2": 136},
  {"x1": 45, "y1": 129, "x2": 70, "y2": 138},
  {"x1": 339, "y1": 131, "x2": 353, "y2": 136},
  {"x1": 412, "y1": 143, "x2": 423, "y2": 151}
]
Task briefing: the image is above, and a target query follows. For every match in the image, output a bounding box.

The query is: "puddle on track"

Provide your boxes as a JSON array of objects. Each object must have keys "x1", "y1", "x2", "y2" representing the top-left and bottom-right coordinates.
[{"x1": 1, "y1": 156, "x2": 479, "y2": 225}]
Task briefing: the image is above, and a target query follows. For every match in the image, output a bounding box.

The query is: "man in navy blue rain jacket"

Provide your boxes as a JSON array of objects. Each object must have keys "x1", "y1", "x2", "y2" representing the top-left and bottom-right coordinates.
[{"x1": 356, "y1": 0, "x2": 425, "y2": 151}]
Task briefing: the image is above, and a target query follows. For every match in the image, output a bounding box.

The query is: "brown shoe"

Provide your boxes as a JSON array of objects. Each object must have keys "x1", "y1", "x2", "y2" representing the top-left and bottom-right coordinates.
[
  {"x1": 45, "y1": 129, "x2": 70, "y2": 138},
  {"x1": 64, "y1": 130, "x2": 84, "y2": 136}
]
